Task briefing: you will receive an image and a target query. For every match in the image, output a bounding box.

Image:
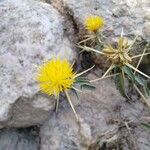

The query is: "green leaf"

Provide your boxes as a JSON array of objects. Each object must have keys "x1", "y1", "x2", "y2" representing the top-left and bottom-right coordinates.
[
  {"x1": 143, "y1": 84, "x2": 150, "y2": 97},
  {"x1": 115, "y1": 71, "x2": 130, "y2": 99},
  {"x1": 123, "y1": 66, "x2": 135, "y2": 85},
  {"x1": 80, "y1": 83, "x2": 96, "y2": 90},
  {"x1": 135, "y1": 76, "x2": 150, "y2": 97},
  {"x1": 75, "y1": 77, "x2": 89, "y2": 82},
  {"x1": 123, "y1": 66, "x2": 150, "y2": 97},
  {"x1": 76, "y1": 77, "x2": 96, "y2": 90},
  {"x1": 135, "y1": 76, "x2": 145, "y2": 86},
  {"x1": 75, "y1": 77, "x2": 90, "y2": 84},
  {"x1": 141, "y1": 122, "x2": 150, "y2": 130}
]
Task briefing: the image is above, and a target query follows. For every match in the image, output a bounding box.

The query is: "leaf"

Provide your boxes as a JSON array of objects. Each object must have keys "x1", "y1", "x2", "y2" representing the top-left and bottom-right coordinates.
[
  {"x1": 75, "y1": 77, "x2": 90, "y2": 83},
  {"x1": 74, "y1": 77, "x2": 90, "y2": 88},
  {"x1": 115, "y1": 71, "x2": 129, "y2": 99},
  {"x1": 135, "y1": 76, "x2": 150, "y2": 97},
  {"x1": 143, "y1": 84, "x2": 150, "y2": 97},
  {"x1": 141, "y1": 123, "x2": 150, "y2": 130},
  {"x1": 80, "y1": 83, "x2": 96, "y2": 90},
  {"x1": 70, "y1": 88, "x2": 79, "y2": 99},
  {"x1": 123, "y1": 66, "x2": 135, "y2": 85},
  {"x1": 74, "y1": 76, "x2": 96, "y2": 91},
  {"x1": 135, "y1": 76, "x2": 145, "y2": 86},
  {"x1": 123, "y1": 66, "x2": 150, "y2": 97}
]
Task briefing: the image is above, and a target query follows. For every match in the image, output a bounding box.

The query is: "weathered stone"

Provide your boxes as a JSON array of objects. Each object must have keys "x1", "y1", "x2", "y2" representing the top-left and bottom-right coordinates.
[
  {"x1": 143, "y1": 22, "x2": 150, "y2": 41},
  {"x1": 0, "y1": 0, "x2": 75, "y2": 128},
  {"x1": 0, "y1": 127, "x2": 39, "y2": 150},
  {"x1": 40, "y1": 73, "x2": 150, "y2": 150},
  {"x1": 63, "y1": 0, "x2": 150, "y2": 40},
  {"x1": 144, "y1": 12, "x2": 150, "y2": 20},
  {"x1": 0, "y1": 0, "x2": 150, "y2": 149},
  {"x1": 40, "y1": 74, "x2": 121, "y2": 149}
]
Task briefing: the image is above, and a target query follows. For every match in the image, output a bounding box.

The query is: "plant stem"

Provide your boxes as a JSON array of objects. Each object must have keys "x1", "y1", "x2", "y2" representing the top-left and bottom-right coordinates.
[
  {"x1": 77, "y1": 45, "x2": 105, "y2": 55},
  {"x1": 72, "y1": 87, "x2": 82, "y2": 93},
  {"x1": 96, "y1": 32, "x2": 102, "y2": 44},
  {"x1": 55, "y1": 94, "x2": 59, "y2": 113},
  {"x1": 134, "y1": 43, "x2": 149, "y2": 75},
  {"x1": 127, "y1": 34, "x2": 139, "y2": 52},
  {"x1": 74, "y1": 65, "x2": 95, "y2": 78},
  {"x1": 126, "y1": 63, "x2": 150, "y2": 79},
  {"x1": 65, "y1": 90, "x2": 79, "y2": 120},
  {"x1": 121, "y1": 68, "x2": 125, "y2": 81},
  {"x1": 132, "y1": 52, "x2": 150, "y2": 59},
  {"x1": 78, "y1": 36, "x2": 96, "y2": 44},
  {"x1": 90, "y1": 73, "x2": 120, "y2": 83},
  {"x1": 102, "y1": 64, "x2": 114, "y2": 78}
]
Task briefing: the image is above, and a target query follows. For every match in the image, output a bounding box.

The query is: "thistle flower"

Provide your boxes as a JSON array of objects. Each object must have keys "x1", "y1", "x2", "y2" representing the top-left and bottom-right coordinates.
[
  {"x1": 36, "y1": 58, "x2": 94, "y2": 120},
  {"x1": 85, "y1": 15, "x2": 104, "y2": 32},
  {"x1": 37, "y1": 59, "x2": 75, "y2": 97},
  {"x1": 102, "y1": 37, "x2": 132, "y2": 66},
  {"x1": 78, "y1": 30, "x2": 150, "y2": 107}
]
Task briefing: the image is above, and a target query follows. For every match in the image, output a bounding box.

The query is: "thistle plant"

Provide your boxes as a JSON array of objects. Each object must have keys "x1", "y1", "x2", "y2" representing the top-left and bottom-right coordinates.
[
  {"x1": 36, "y1": 58, "x2": 95, "y2": 120},
  {"x1": 85, "y1": 16, "x2": 104, "y2": 33},
  {"x1": 78, "y1": 15, "x2": 105, "y2": 50},
  {"x1": 78, "y1": 15, "x2": 150, "y2": 108}
]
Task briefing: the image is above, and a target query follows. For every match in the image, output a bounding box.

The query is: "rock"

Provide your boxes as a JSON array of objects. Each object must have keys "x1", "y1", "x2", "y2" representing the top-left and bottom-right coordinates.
[
  {"x1": 40, "y1": 74, "x2": 121, "y2": 150},
  {"x1": 144, "y1": 12, "x2": 150, "y2": 20},
  {"x1": 0, "y1": 127, "x2": 39, "y2": 150},
  {"x1": 40, "y1": 73, "x2": 150, "y2": 150},
  {"x1": 143, "y1": 22, "x2": 150, "y2": 41},
  {"x1": 0, "y1": 0, "x2": 75, "y2": 128},
  {"x1": 62, "y1": 0, "x2": 150, "y2": 40}
]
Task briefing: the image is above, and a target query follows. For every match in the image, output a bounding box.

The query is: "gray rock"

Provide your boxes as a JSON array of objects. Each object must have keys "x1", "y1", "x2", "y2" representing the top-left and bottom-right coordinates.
[
  {"x1": 0, "y1": 127, "x2": 39, "y2": 150},
  {"x1": 62, "y1": 0, "x2": 150, "y2": 39},
  {"x1": 0, "y1": 0, "x2": 75, "y2": 128},
  {"x1": 144, "y1": 12, "x2": 150, "y2": 20},
  {"x1": 40, "y1": 74, "x2": 121, "y2": 150},
  {"x1": 143, "y1": 22, "x2": 150, "y2": 41},
  {"x1": 40, "y1": 73, "x2": 150, "y2": 150}
]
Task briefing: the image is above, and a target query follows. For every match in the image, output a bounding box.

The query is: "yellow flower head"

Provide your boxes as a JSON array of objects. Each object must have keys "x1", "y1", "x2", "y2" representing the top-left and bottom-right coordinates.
[
  {"x1": 85, "y1": 15, "x2": 105, "y2": 32},
  {"x1": 36, "y1": 58, "x2": 76, "y2": 97}
]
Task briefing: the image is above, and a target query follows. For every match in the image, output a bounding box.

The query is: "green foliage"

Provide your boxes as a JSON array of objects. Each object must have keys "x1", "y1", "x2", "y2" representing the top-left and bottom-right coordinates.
[
  {"x1": 113, "y1": 65, "x2": 150, "y2": 99},
  {"x1": 71, "y1": 76, "x2": 95, "y2": 99},
  {"x1": 141, "y1": 122, "x2": 150, "y2": 130},
  {"x1": 123, "y1": 66, "x2": 135, "y2": 85},
  {"x1": 78, "y1": 17, "x2": 150, "y2": 105},
  {"x1": 114, "y1": 67, "x2": 129, "y2": 99},
  {"x1": 135, "y1": 76, "x2": 150, "y2": 97},
  {"x1": 75, "y1": 77, "x2": 95, "y2": 90},
  {"x1": 123, "y1": 65, "x2": 150, "y2": 97}
]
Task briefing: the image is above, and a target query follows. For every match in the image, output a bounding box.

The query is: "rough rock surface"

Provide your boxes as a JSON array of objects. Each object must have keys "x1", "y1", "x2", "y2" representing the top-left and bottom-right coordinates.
[
  {"x1": 0, "y1": 0, "x2": 150, "y2": 149},
  {"x1": 63, "y1": 0, "x2": 150, "y2": 41},
  {"x1": 40, "y1": 73, "x2": 150, "y2": 150},
  {"x1": 0, "y1": 0, "x2": 75, "y2": 128},
  {"x1": 0, "y1": 127, "x2": 39, "y2": 150}
]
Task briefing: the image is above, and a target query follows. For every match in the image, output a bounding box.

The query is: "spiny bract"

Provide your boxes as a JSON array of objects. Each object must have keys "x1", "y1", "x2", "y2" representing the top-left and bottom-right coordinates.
[
  {"x1": 102, "y1": 37, "x2": 132, "y2": 65},
  {"x1": 36, "y1": 58, "x2": 76, "y2": 97},
  {"x1": 85, "y1": 15, "x2": 104, "y2": 32}
]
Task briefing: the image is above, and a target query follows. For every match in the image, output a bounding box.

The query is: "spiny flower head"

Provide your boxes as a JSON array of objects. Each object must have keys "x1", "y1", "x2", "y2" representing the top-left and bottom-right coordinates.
[
  {"x1": 102, "y1": 37, "x2": 132, "y2": 66},
  {"x1": 85, "y1": 15, "x2": 105, "y2": 32},
  {"x1": 36, "y1": 58, "x2": 76, "y2": 97}
]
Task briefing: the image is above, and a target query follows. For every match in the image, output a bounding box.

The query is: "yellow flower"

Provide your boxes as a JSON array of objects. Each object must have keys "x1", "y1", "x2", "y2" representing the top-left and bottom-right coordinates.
[
  {"x1": 85, "y1": 16, "x2": 105, "y2": 32},
  {"x1": 36, "y1": 58, "x2": 76, "y2": 97}
]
